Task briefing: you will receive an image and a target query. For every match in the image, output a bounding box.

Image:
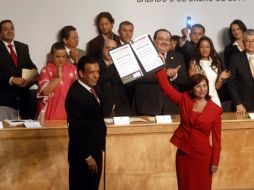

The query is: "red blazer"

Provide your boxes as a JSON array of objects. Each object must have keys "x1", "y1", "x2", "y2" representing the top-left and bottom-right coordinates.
[{"x1": 156, "y1": 69, "x2": 222, "y2": 166}]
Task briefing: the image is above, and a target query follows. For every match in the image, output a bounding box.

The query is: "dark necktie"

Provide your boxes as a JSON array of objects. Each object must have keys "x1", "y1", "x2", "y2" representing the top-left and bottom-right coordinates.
[
  {"x1": 90, "y1": 89, "x2": 100, "y2": 104},
  {"x1": 8, "y1": 44, "x2": 18, "y2": 68}
]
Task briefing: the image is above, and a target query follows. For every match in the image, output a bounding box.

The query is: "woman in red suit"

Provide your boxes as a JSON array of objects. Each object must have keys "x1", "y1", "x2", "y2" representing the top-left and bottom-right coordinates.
[{"x1": 156, "y1": 68, "x2": 222, "y2": 190}]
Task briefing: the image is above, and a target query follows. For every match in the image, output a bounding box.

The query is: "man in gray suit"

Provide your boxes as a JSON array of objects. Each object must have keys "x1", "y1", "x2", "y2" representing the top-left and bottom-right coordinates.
[{"x1": 59, "y1": 25, "x2": 86, "y2": 65}]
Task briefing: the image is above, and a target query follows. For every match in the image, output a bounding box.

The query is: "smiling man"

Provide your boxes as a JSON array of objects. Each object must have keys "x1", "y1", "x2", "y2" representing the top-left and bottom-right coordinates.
[
  {"x1": 59, "y1": 25, "x2": 86, "y2": 65},
  {"x1": 86, "y1": 12, "x2": 120, "y2": 58},
  {"x1": 118, "y1": 21, "x2": 134, "y2": 45},
  {"x1": 65, "y1": 55, "x2": 106, "y2": 190},
  {"x1": 0, "y1": 19, "x2": 38, "y2": 120}
]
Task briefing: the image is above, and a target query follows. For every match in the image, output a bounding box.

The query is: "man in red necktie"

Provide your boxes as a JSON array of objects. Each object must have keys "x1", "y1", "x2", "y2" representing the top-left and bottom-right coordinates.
[{"x1": 0, "y1": 19, "x2": 38, "y2": 120}]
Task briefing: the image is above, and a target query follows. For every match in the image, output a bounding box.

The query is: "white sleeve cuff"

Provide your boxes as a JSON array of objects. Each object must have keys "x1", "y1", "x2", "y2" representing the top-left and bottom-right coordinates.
[
  {"x1": 179, "y1": 38, "x2": 187, "y2": 47},
  {"x1": 9, "y1": 77, "x2": 14, "y2": 85},
  {"x1": 85, "y1": 155, "x2": 92, "y2": 160},
  {"x1": 170, "y1": 73, "x2": 178, "y2": 81}
]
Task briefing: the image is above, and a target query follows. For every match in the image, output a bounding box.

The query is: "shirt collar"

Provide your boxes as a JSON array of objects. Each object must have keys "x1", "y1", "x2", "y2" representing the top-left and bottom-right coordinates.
[
  {"x1": 2, "y1": 40, "x2": 15, "y2": 48},
  {"x1": 102, "y1": 33, "x2": 113, "y2": 40},
  {"x1": 78, "y1": 79, "x2": 92, "y2": 92},
  {"x1": 65, "y1": 46, "x2": 71, "y2": 55},
  {"x1": 246, "y1": 52, "x2": 254, "y2": 60},
  {"x1": 233, "y1": 41, "x2": 243, "y2": 51}
]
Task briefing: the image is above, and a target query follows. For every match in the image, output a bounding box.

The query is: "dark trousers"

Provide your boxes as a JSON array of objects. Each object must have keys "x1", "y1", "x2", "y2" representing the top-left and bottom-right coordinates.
[{"x1": 69, "y1": 151, "x2": 102, "y2": 190}]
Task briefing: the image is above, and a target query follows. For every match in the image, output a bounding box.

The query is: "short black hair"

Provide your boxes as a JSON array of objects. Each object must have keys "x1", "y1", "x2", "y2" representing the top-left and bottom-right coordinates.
[
  {"x1": 191, "y1": 24, "x2": 205, "y2": 34},
  {"x1": 59, "y1": 25, "x2": 76, "y2": 43},
  {"x1": 0, "y1": 19, "x2": 13, "y2": 32},
  {"x1": 95, "y1": 12, "x2": 114, "y2": 33},
  {"x1": 77, "y1": 55, "x2": 98, "y2": 73},
  {"x1": 119, "y1": 21, "x2": 134, "y2": 30},
  {"x1": 50, "y1": 42, "x2": 66, "y2": 54},
  {"x1": 153, "y1": 29, "x2": 171, "y2": 40}
]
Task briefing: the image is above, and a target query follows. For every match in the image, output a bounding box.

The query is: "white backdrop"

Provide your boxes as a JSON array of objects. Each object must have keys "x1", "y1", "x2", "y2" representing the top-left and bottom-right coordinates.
[{"x1": 0, "y1": 0, "x2": 252, "y2": 71}]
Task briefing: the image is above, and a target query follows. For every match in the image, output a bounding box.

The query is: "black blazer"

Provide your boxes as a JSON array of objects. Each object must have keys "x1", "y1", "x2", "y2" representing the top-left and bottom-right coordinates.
[
  {"x1": 97, "y1": 59, "x2": 132, "y2": 117},
  {"x1": 86, "y1": 33, "x2": 120, "y2": 59},
  {"x1": 165, "y1": 50, "x2": 188, "y2": 92},
  {"x1": 224, "y1": 43, "x2": 241, "y2": 70},
  {"x1": 228, "y1": 51, "x2": 254, "y2": 111},
  {"x1": 65, "y1": 80, "x2": 107, "y2": 162},
  {"x1": 0, "y1": 40, "x2": 36, "y2": 118},
  {"x1": 177, "y1": 40, "x2": 196, "y2": 70},
  {"x1": 132, "y1": 50, "x2": 188, "y2": 115}
]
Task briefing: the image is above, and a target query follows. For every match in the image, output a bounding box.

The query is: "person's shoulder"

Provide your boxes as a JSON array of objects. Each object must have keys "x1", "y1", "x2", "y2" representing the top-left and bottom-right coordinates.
[
  {"x1": 76, "y1": 48, "x2": 86, "y2": 55},
  {"x1": 230, "y1": 51, "x2": 245, "y2": 63},
  {"x1": 14, "y1": 40, "x2": 28, "y2": 48},
  {"x1": 169, "y1": 50, "x2": 184, "y2": 59},
  {"x1": 68, "y1": 80, "x2": 79, "y2": 91},
  {"x1": 88, "y1": 35, "x2": 103, "y2": 44},
  {"x1": 232, "y1": 50, "x2": 244, "y2": 58},
  {"x1": 209, "y1": 100, "x2": 223, "y2": 115},
  {"x1": 65, "y1": 62, "x2": 76, "y2": 69}
]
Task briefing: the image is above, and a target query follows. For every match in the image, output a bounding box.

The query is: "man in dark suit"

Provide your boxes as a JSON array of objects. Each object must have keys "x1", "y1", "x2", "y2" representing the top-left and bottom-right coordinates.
[
  {"x1": 177, "y1": 24, "x2": 205, "y2": 71},
  {"x1": 65, "y1": 55, "x2": 107, "y2": 190},
  {"x1": 228, "y1": 29, "x2": 254, "y2": 114},
  {"x1": 117, "y1": 21, "x2": 134, "y2": 45},
  {"x1": 133, "y1": 29, "x2": 188, "y2": 115},
  {"x1": 86, "y1": 12, "x2": 119, "y2": 59},
  {"x1": 97, "y1": 39, "x2": 132, "y2": 117},
  {"x1": 0, "y1": 20, "x2": 38, "y2": 120}
]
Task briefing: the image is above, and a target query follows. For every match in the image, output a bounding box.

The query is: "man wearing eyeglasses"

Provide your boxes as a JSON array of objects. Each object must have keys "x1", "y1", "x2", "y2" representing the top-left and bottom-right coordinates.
[
  {"x1": 228, "y1": 29, "x2": 254, "y2": 114},
  {"x1": 59, "y1": 25, "x2": 86, "y2": 65}
]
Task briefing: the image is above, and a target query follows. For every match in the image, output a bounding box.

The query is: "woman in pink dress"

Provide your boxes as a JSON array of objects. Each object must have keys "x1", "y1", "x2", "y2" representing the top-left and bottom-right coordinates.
[{"x1": 37, "y1": 42, "x2": 77, "y2": 120}]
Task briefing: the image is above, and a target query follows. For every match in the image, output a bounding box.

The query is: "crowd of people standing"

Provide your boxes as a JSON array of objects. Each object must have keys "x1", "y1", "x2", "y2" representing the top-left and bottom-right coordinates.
[{"x1": 0, "y1": 12, "x2": 253, "y2": 190}]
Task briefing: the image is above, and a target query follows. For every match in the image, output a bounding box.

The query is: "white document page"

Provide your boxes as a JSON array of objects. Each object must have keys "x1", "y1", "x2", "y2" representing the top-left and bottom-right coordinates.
[
  {"x1": 110, "y1": 44, "x2": 143, "y2": 78},
  {"x1": 130, "y1": 34, "x2": 164, "y2": 72}
]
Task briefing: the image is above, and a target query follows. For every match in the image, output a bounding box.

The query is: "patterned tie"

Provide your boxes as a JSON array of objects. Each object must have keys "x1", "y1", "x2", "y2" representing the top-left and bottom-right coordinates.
[
  {"x1": 8, "y1": 44, "x2": 18, "y2": 68},
  {"x1": 249, "y1": 56, "x2": 254, "y2": 78},
  {"x1": 90, "y1": 88, "x2": 100, "y2": 104},
  {"x1": 160, "y1": 52, "x2": 166, "y2": 63}
]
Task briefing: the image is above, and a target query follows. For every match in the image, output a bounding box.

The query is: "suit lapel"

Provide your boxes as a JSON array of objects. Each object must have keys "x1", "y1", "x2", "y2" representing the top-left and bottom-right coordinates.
[
  {"x1": 165, "y1": 51, "x2": 175, "y2": 68},
  {"x1": 14, "y1": 41, "x2": 22, "y2": 69}
]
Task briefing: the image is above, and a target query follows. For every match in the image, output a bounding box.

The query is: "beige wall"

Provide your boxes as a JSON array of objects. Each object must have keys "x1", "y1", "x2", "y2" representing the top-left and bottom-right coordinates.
[{"x1": 0, "y1": 0, "x2": 253, "y2": 71}]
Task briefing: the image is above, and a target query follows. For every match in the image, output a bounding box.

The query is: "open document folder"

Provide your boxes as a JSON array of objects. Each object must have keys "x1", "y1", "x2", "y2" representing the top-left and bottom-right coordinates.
[{"x1": 109, "y1": 34, "x2": 165, "y2": 84}]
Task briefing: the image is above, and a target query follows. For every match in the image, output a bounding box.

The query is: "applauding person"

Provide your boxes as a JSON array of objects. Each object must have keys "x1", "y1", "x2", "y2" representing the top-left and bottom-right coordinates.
[{"x1": 37, "y1": 42, "x2": 77, "y2": 120}]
